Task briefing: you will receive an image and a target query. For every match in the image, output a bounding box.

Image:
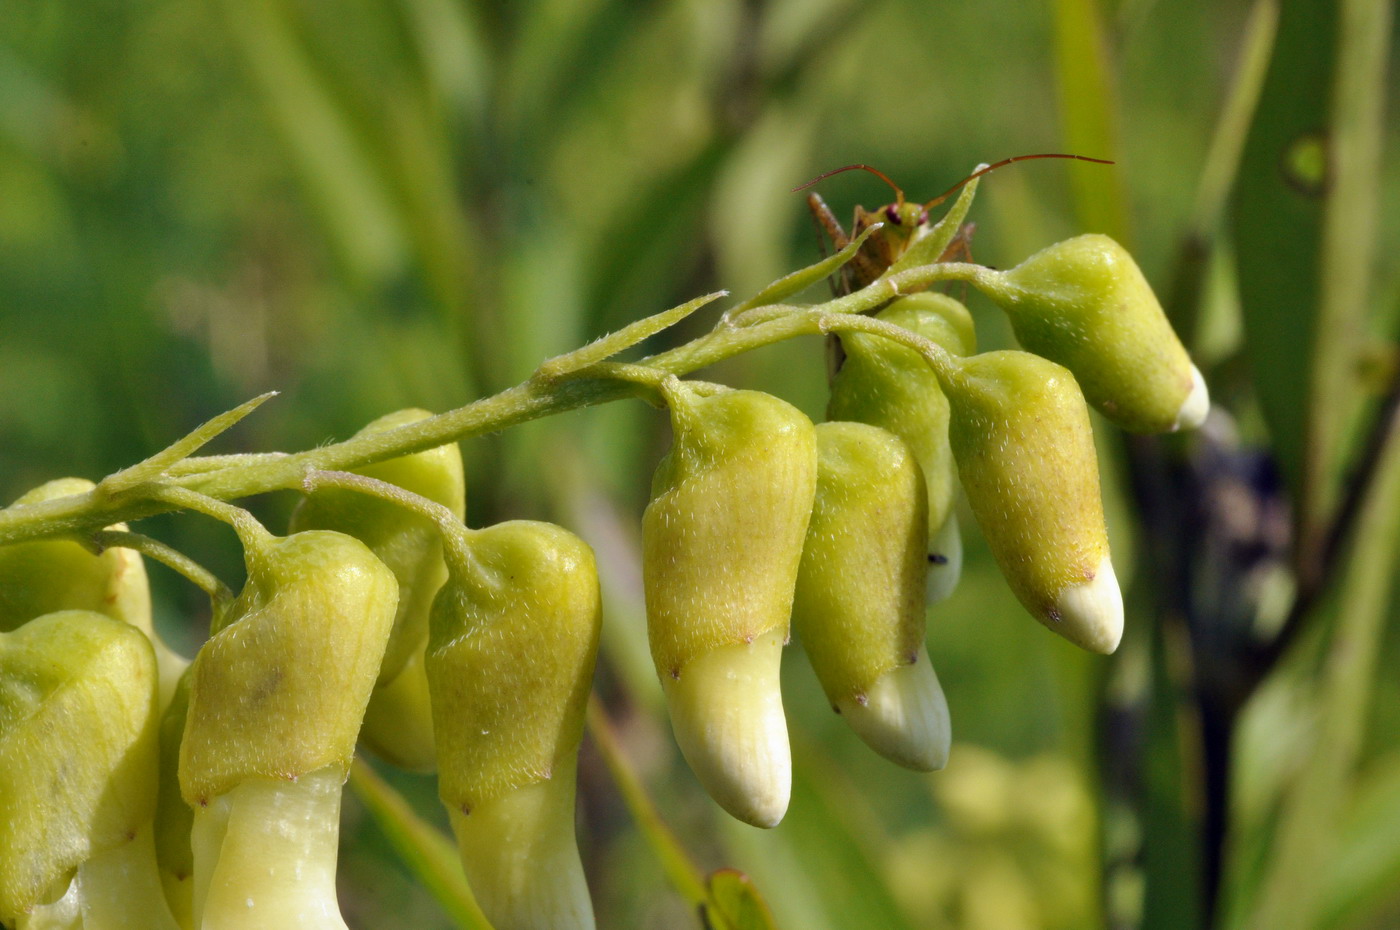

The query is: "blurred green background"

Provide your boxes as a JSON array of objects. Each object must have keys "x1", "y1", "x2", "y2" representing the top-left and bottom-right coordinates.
[{"x1": 2, "y1": 0, "x2": 1398, "y2": 927}]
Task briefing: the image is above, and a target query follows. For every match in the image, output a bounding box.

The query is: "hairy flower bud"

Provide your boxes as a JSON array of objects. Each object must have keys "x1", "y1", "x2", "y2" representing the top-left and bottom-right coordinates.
[
  {"x1": 978, "y1": 234, "x2": 1209, "y2": 433},
  {"x1": 945, "y1": 351, "x2": 1123, "y2": 653},
  {"x1": 792, "y1": 422, "x2": 950, "y2": 770},
  {"x1": 181, "y1": 527, "x2": 396, "y2": 930},
  {"x1": 429, "y1": 520, "x2": 601, "y2": 930},
  {"x1": 644, "y1": 387, "x2": 817, "y2": 827},
  {"x1": 827, "y1": 294, "x2": 976, "y2": 603},
  {"x1": 180, "y1": 530, "x2": 398, "y2": 803},
  {"x1": 0, "y1": 610, "x2": 172, "y2": 927}
]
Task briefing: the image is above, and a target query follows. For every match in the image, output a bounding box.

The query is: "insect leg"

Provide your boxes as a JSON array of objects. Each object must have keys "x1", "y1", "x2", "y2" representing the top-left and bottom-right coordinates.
[{"x1": 807, "y1": 191, "x2": 854, "y2": 297}]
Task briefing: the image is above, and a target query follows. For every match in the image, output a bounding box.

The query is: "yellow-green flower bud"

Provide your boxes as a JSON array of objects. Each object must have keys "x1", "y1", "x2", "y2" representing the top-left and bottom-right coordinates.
[
  {"x1": 180, "y1": 530, "x2": 398, "y2": 804},
  {"x1": 0, "y1": 478, "x2": 188, "y2": 708},
  {"x1": 827, "y1": 294, "x2": 976, "y2": 603},
  {"x1": 0, "y1": 479, "x2": 149, "y2": 631},
  {"x1": 792, "y1": 422, "x2": 950, "y2": 770},
  {"x1": 643, "y1": 387, "x2": 817, "y2": 827},
  {"x1": 180, "y1": 527, "x2": 396, "y2": 930},
  {"x1": 0, "y1": 610, "x2": 172, "y2": 927},
  {"x1": 289, "y1": 408, "x2": 465, "y2": 771},
  {"x1": 977, "y1": 234, "x2": 1209, "y2": 433},
  {"x1": 945, "y1": 351, "x2": 1123, "y2": 653},
  {"x1": 429, "y1": 520, "x2": 601, "y2": 930}
]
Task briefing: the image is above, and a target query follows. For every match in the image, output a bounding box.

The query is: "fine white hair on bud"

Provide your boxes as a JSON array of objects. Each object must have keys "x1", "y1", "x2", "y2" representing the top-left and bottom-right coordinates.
[{"x1": 662, "y1": 628, "x2": 792, "y2": 829}]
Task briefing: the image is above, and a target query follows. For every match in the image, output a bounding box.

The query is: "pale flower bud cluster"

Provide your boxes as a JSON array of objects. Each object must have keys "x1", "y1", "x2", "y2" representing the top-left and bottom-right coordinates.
[{"x1": 0, "y1": 167, "x2": 1207, "y2": 928}]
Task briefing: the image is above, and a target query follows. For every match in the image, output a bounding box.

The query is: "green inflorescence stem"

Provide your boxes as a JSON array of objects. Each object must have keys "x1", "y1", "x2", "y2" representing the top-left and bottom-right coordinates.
[{"x1": 0, "y1": 260, "x2": 981, "y2": 549}]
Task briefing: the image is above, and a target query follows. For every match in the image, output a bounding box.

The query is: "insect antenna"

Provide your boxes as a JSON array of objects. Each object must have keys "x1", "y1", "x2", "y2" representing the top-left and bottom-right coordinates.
[
  {"x1": 792, "y1": 164, "x2": 907, "y2": 207},
  {"x1": 923, "y1": 153, "x2": 1113, "y2": 209}
]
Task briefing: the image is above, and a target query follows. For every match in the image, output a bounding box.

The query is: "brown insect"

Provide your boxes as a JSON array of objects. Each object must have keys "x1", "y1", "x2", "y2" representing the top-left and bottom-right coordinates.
[{"x1": 796, "y1": 154, "x2": 1113, "y2": 295}]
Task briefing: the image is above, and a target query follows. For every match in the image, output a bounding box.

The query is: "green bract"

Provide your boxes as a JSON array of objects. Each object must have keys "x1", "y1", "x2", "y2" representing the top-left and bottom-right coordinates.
[
  {"x1": 976, "y1": 234, "x2": 1209, "y2": 434},
  {"x1": 791, "y1": 422, "x2": 950, "y2": 770},
  {"x1": 0, "y1": 610, "x2": 175, "y2": 928},
  {"x1": 289, "y1": 407, "x2": 465, "y2": 771},
  {"x1": 827, "y1": 294, "x2": 975, "y2": 603},
  {"x1": 428, "y1": 520, "x2": 601, "y2": 930},
  {"x1": 180, "y1": 529, "x2": 398, "y2": 803},
  {"x1": 643, "y1": 386, "x2": 816, "y2": 827},
  {"x1": 945, "y1": 351, "x2": 1123, "y2": 654}
]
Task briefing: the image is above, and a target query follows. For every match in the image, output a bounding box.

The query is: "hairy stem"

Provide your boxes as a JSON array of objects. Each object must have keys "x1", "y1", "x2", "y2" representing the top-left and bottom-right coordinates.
[
  {"x1": 90, "y1": 529, "x2": 234, "y2": 603},
  {"x1": 0, "y1": 262, "x2": 977, "y2": 548}
]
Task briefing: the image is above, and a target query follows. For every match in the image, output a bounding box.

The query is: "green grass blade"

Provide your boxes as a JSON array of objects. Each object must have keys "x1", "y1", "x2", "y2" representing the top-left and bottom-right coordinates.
[
  {"x1": 1243, "y1": 404, "x2": 1400, "y2": 928},
  {"x1": 1165, "y1": 0, "x2": 1279, "y2": 346},
  {"x1": 1308, "y1": 0, "x2": 1393, "y2": 561},
  {"x1": 1186, "y1": 0, "x2": 1281, "y2": 238},
  {"x1": 586, "y1": 695, "x2": 710, "y2": 911},
  {"x1": 219, "y1": 0, "x2": 408, "y2": 287},
  {"x1": 703, "y1": 869, "x2": 779, "y2": 930},
  {"x1": 1051, "y1": 0, "x2": 1131, "y2": 244},
  {"x1": 1140, "y1": 623, "x2": 1204, "y2": 930},
  {"x1": 347, "y1": 758, "x2": 493, "y2": 930},
  {"x1": 1319, "y1": 752, "x2": 1400, "y2": 928}
]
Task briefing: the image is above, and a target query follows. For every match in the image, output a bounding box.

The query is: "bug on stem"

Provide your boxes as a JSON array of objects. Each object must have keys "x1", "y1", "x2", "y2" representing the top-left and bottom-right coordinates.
[{"x1": 796, "y1": 154, "x2": 1114, "y2": 294}]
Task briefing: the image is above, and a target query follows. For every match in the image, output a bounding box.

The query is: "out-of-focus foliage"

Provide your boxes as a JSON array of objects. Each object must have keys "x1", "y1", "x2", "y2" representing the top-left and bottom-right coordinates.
[{"x1": 1, "y1": 0, "x2": 1397, "y2": 928}]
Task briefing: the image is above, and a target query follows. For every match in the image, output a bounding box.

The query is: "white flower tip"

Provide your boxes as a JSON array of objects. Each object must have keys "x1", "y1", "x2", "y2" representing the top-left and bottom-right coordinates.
[
  {"x1": 1053, "y1": 555, "x2": 1124, "y2": 654},
  {"x1": 663, "y1": 629, "x2": 791, "y2": 828},
  {"x1": 451, "y1": 777, "x2": 596, "y2": 930},
  {"x1": 1173, "y1": 363, "x2": 1210, "y2": 431},
  {"x1": 925, "y1": 511, "x2": 964, "y2": 605},
  {"x1": 837, "y1": 647, "x2": 951, "y2": 771}
]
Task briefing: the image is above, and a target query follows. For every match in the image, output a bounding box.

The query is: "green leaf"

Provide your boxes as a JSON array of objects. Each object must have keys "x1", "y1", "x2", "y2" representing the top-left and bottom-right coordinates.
[
  {"x1": 1234, "y1": 0, "x2": 1389, "y2": 569},
  {"x1": 702, "y1": 869, "x2": 779, "y2": 930}
]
